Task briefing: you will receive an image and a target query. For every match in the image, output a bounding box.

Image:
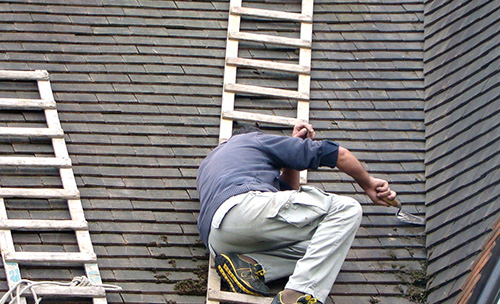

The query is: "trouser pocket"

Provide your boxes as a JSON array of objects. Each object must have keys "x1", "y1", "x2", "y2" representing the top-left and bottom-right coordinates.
[{"x1": 271, "y1": 187, "x2": 329, "y2": 228}]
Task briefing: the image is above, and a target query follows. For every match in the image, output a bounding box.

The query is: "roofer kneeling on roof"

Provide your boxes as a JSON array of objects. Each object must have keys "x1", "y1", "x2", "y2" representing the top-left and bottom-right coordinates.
[{"x1": 196, "y1": 122, "x2": 396, "y2": 304}]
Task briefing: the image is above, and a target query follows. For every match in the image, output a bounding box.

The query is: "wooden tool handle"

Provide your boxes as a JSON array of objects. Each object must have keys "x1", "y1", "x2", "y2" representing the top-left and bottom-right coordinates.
[{"x1": 382, "y1": 196, "x2": 402, "y2": 209}]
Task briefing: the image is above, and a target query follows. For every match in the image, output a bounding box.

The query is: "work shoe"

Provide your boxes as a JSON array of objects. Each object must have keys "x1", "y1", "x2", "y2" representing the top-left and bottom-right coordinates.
[
  {"x1": 214, "y1": 253, "x2": 270, "y2": 296},
  {"x1": 271, "y1": 291, "x2": 319, "y2": 304}
]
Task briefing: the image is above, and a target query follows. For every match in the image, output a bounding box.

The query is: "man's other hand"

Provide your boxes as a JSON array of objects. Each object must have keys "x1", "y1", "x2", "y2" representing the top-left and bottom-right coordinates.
[{"x1": 292, "y1": 122, "x2": 315, "y2": 140}]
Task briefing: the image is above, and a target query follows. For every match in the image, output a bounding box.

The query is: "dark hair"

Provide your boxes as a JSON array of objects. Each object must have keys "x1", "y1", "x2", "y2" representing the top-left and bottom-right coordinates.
[{"x1": 232, "y1": 125, "x2": 262, "y2": 136}]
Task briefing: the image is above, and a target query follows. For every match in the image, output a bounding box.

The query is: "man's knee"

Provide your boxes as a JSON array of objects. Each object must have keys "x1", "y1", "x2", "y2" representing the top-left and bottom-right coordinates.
[{"x1": 334, "y1": 196, "x2": 363, "y2": 225}]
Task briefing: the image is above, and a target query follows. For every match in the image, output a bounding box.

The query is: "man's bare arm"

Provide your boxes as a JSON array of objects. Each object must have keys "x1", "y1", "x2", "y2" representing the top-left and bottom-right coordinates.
[
  {"x1": 281, "y1": 168, "x2": 300, "y2": 190},
  {"x1": 336, "y1": 146, "x2": 396, "y2": 206},
  {"x1": 281, "y1": 123, "x2": 396, "y2": 204}
]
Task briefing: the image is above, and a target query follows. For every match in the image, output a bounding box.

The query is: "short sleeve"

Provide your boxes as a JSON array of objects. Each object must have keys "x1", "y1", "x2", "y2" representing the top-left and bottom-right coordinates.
[{"x1": 319, "y1": 141, "x2": 339, "y2": 168}]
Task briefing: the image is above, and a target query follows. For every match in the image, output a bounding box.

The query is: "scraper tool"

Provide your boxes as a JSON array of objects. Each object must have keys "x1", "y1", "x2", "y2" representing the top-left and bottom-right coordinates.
[{"x1": 383, "y1": 197, "x2": 425, "y2": 226}]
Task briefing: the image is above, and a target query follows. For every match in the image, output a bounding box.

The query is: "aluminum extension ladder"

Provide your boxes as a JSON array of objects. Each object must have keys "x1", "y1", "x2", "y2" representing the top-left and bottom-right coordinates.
[
  {"x1": 207, "y1": 0, "x2": 314, "y2": 303},
  {"x1": 0, "y1": 70, "x2": 107, "y2": 303}
]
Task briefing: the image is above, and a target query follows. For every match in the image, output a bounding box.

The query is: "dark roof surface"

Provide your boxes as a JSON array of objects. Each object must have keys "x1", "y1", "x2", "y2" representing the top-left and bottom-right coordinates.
[
  {"x1": 423, "y1": 0, "x2": 500, "y2": 303},
  {"x1": 0, "y1": 1, "x2": 425, "y2": 303}
]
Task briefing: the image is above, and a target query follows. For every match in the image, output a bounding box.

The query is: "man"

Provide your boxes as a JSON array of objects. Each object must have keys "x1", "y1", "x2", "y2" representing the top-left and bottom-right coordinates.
[{"x1": 196, "y1": 123, "x2": 396, "y2": 304}]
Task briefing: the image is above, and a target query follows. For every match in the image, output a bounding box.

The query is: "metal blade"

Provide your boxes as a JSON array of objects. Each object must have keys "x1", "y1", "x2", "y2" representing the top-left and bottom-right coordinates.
[
  {"x1": 383, "y1": 197, "x2": 425, "y2": 226},
  {"x1": 396, "y1": 208, "x2": 425, "y2": 226}
]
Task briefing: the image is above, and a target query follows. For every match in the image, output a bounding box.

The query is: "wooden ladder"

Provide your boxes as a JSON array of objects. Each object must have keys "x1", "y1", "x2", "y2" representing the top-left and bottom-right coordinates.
[
  {"x1": 0, "y1": 70, "x2": 107, "y2": 303},
  {"x1": 208, "y1": 0, "x2": 314, "y2": 303}
]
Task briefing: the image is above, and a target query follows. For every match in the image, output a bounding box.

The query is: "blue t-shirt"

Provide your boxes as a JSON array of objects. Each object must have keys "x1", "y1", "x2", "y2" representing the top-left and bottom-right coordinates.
[{"x1": 196, "y1": 131, "x2": 339, "y2": 246}]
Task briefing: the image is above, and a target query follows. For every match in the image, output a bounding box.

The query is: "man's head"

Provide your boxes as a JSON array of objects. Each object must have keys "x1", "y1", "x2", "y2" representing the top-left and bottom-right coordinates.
[{"x1": 232, "y1": 125, "x2": 262, "y2": 136}]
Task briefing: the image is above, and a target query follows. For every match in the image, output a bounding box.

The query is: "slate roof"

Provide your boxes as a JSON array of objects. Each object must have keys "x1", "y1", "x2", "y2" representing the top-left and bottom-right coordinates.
[
  {"x1": 0, "y1": 1, "x2": 426, "y2": 303},
  {"x1": 423, "y1": 0, "x2": 500, "y2": 303}
]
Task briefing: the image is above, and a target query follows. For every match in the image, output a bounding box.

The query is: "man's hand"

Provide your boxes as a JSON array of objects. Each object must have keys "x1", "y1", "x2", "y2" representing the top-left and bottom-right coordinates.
[
  {"x1": 361, "y1": 177, "x2": 397, "y2": 207},
  {"x1": 292, "y1": 122, "x2": 315, "y2": 140}
]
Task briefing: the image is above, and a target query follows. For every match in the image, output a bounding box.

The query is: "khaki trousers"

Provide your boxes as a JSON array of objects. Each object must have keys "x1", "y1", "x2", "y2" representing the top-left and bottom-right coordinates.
[{"x1": 208, "y1": 186, "x2": 362, "y2": 302}]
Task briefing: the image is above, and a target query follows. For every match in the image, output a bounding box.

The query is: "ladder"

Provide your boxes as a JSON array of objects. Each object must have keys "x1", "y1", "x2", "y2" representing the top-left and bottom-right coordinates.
[
  {"x1": 208, "y1": 0, "x2": 314, "y2": 303},
  {"x1": 0, "y1": 70, "x2": 107, "y2": 303}
]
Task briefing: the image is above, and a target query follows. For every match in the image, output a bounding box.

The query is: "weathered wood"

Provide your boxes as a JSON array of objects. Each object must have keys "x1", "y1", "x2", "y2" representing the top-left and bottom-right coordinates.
[
  {"x1": 84, "y1": 262, "x2": 105, "y2": 285},
  {"x1": 206, "y1": 256, "x2": 222, "y2": 304},
  {"x1": 300, "y1": 171, "x2": 308, "y2": 184},
  {"x1": 37, "y1": 79, "x2": 55, "y2": 102},
  {"x1": 0, "y1": 196, "x2": 22, "y2": 298},
  {"x1": 44, "y1": 109, "x2": 63, "y2": 131},
  {"x1": 229, "y1": 31, "x2": 311, "y2": 48},
  {"x1": 295, "y1": 0, "x2": 315, "y2": 185},
  {"x1": 0, "y1": 188, "x2": 80, "y2": 199},
  {"x1": 0, "y1": 70, "x2": 49, "y2": 80},
  {"x1": 208, "y1": 289, "x2": 273, "y2": 304},
  {"x1": 0, "y1": 98, "x2": 56, "y2": 109},
  {"x1": 0, "y1": 127, "x2": 64, "y2": 137},
  {"x1": 0, "y1": 156, "x2": 72, "y2": 167},
  {"x1": 27, "y1": 286, "x2": 106, "y2": 297},
  {"x1": 219, "y1": 0, "x2": 242, "y2": 144},
  {"x1": 230, "y1": 6, "x2": 312, "y2": 23},
  {"x1": 226, "y1": 57, "x2": 310, "y2": 74},
  {"x1": 0, "y1": 219, "x2": 87, "y2": 230},
  {"x1": 0, "y1": 71, "x2": 107, "y2": 304},
  {"x1": 225, "y1": 83, "x2": 309, "y2": 100},
  {"x1": 223, "y1": 110, "x2": 303, "y2": 126},
  {"x1": 5, "y1": 252, "x2": 97, "y2": 264},
  {"x1": 302, "y1": 0, "x2": 314, "y2": 17}
]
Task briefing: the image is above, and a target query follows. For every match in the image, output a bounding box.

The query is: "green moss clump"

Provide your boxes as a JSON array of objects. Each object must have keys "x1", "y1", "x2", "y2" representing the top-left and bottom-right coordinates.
[{"x1": 174, "y1": 263, "x2": 208, "y2": 296}]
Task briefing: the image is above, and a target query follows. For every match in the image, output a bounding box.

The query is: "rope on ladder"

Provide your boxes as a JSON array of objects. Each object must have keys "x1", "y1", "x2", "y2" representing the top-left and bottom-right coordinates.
[{"x1": 0, "y1": 276, "x2": 122, "y2": 304}]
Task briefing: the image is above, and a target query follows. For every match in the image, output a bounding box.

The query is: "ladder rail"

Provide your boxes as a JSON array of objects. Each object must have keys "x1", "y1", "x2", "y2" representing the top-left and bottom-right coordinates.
[
  {"x1": 0, "y1": 195, "x2": 22, "y2": 295},
  {"x1": 219, "y1": 0, "x2": 243, "y2": 144}
]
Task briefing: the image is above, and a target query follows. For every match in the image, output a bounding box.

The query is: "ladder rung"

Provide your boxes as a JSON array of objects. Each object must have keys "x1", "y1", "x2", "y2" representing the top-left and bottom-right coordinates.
[
  {"x1": 225, "y1": 83, "x2": 309, "y2": 100},
  {"x1": 0, "y1": 127, "x2": 63, "y2": 138},
  {"x1": 0, "y1": 156, "x2": 72, "y2": 168},
  {"x1": 0, "y1": 188, "x2": 79, "y2": 199},
  {"x1": 4, "y1": 252, "x2": 97, "y2": 264},
  {"x1": 208, "y1": 289, "x2": 273, "y2": 304},
  {"x1": 229, "y1": 31, "x2": 311, "y2": 48},
  {"x1": 231, "y1": 6, "x2": 313, "y2": 23},
  {"x1": 0, "y1": 98, "x2": 56, "y2": 109},
  {"x1": 207, "y1": 256, "x2": 272, "y2": 304},
  {"x1": 0, "y1": 70, "x2": 49, "y2": 80},
  {"x1": 222, "y1": 110, "x2": 303, "y2": 126},
  {"x1": 0, "y1": 219, "x2": 87, "y2": 230},
  {"x1": 28, "y1": 286, "x2": 106, "y2": 297},
  {"x1": 226, "y1": 57, "x2": 310, "y2": 75}
]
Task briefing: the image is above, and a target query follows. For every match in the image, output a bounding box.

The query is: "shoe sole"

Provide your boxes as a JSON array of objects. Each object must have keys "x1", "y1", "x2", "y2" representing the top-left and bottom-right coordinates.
[{"x1": 215, "y1": 254, "x2": 268, "y2": 296}]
